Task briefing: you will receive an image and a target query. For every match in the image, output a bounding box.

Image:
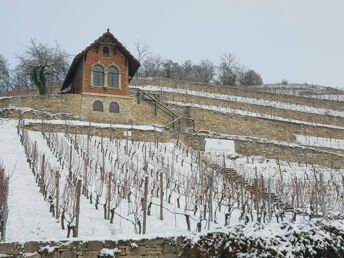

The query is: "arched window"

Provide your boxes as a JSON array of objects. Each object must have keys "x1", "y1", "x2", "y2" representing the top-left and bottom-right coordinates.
[
  {"x1": 109, "y1": 102, "x2": 119, "y2": 113},
  {"x1": 108, "y1": 66, "x2": 119, "y2": 88},
  {"x1": 93, "y1": 100, "x2": 103, "y2": 112},
  {"x1": 93, "y1": 65, "x2": 104, "y2": 86}
]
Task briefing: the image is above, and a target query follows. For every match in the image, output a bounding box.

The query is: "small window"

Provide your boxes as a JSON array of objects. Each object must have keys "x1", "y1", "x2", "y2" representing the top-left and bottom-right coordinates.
[
  {"x1": 92, "y1": 65, "x2": 104, "y2": 86},
  {"x1": 108, "y1": 66, "x2": 119, "y2": 88},
  {"x1": 109, "y1": 102, "x2": 119, "y2": 113},
  {"x1": 93, "y1": 100, "x2": 103, "y2": 112},
  {"x1": 103, "y1": 47, "x2": 109, "y2": 57}
]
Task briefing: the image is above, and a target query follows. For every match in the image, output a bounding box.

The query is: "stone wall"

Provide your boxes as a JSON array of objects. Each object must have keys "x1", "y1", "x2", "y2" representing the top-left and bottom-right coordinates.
[
  {"x1": 80, "y1": 93, "x2": 171, "y2": 125},
  {"x1": 0, "y1": 237, "x2": 184, "y2": 258},
  {"x1": 181, "y1": 106, "x2": 344, "y2": 143},
  {"x1": 130, "y1": 77, "x2": 344, "y2": 111},
  {"x1": 0, "y1": 94, "x2": 172, "y2": 127},
  {"x1": 161, "y1": 91, "x2": 344, "y2": 128},
  {"x1": 0, "y1": 94, "x2": 82, "y2": 115}
]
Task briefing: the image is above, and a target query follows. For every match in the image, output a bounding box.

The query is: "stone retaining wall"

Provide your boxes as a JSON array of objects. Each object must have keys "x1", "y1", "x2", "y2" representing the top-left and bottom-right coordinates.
[
  {"x1": 130, "y1": 77, "x2": 344, "y2": 111},
  {"x1": 160, "y1": 91, "x2": 344, "y2": 128},
  {"x1": 186, "y1": 107, "x2": 344, "y2": 143},
  {"x1": 0, "y1": 237, "x2": 184, "y2": 258},
  {"x1": 0, "y1": 94, "x2": 171, "y2": 126}
]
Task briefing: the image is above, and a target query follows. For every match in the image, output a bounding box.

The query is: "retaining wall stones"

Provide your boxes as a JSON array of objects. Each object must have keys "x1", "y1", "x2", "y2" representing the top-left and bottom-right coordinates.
[
  {"x1": 131, "y1": 77, "x2": 344, "y2": 111},
  {"x1": 0, "y1": 237, "x2": 184, "y2": 258}
]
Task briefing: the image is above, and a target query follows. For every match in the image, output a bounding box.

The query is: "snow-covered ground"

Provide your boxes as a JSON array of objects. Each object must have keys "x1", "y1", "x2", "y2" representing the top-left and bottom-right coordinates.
[
  {"x1": 24, "y1": 119, "x2": 163, "y2": 132},
  {"x1": 0, "y1": 119, "x2": 240, "y2": 241},
  {"x1": 1, "y1": 118, "x2": 344, "y2": 243},
  {"x1": 0, "y1": 120, "x2": 64, "y2": 242}
]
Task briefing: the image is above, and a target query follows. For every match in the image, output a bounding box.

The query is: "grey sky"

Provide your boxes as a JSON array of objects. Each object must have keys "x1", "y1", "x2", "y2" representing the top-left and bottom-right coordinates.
[{"x1": 1, "y1": 0, "x2": 344, "y2": 88}]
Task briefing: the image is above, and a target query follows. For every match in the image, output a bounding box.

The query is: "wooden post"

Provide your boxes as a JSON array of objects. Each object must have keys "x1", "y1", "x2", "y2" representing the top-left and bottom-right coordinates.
[
  {"x1": 268, "y1": 178, "x2": 272, "y2": 223},
  {"x1": 240, "y1": 178, "x2": 244, "y2": 208},
  {"x1": 143, "y1": 170, "x2": 148, "y2": 234},
  {"x1": 277, "y1": 157, "x2": 283, "y2": 196},
  {"x1": 102, "y1": 132, "x2": 105, "y2": 180},
  {"x1": 314, "y1": 170, "x2": 318, "y2": 216},
  {"x1": 171, "y1": 143, "x2": 175, "y2": 179},
  {"x1": 208, "y1": 170, "x2": 214, "y2": 230},
  {"x1": 166, "y1": 158, "x2": 169, "y2": 202},
  {"x1": 74, "y1": 179, "x2": 82, "y2": 237},
  {"x1": 125, "y1": 131, "x2": 129, "y2": 155},
  {"x1": 55, "y1": 171, "x2": 60, "y2": 220},
  {"x1": 116, "y1": 140, "x2": 119, "y2": 169},
  {"x1": 86, "y1": 130, "x2": 90, "y2": 160},
  {"x1": 40, "y1": 154, "x2": 45, "y2": 193},
  {"x1": 320, "y1": 173, "x2": 326, "y2": 217},
  {"x1": 296, "y1": 178, "x2": 299, "y2": 208},
  {"x1": 160, "y1": 172, "x2": 163, "y2": 221},
  {"x1": 32, "y1": 141, "x2": 37, "y2": 175},
  {"x1": 69, "y1": 145, "x2": 72, "y2": 180},
  {"x1": 83, "y1": 158, "x2": 88, "y2": 196},
  {"x1": 255, "y1": 167, "x2": 259, "y2": 217},
  {"x1": 107, "y1": 172, "x2": 112, "y2": 220},
  {"x1": 209, "y1": 170, "x2": 214, "y2": 222}
]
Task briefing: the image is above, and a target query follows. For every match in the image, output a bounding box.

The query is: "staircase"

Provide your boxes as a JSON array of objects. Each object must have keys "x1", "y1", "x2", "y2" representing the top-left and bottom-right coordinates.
[
  {"x1": 136, "y1": 88, "x2": 194, "y2": 130},
  {"x1": 214, "y1": 165, "x2": 293, "y2": 212}
]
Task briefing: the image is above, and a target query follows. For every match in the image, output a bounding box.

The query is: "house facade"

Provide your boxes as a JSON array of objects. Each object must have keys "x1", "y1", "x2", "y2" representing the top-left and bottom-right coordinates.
[{"x1": 61, "y1": 30, "x2": 140, "y2": 97}]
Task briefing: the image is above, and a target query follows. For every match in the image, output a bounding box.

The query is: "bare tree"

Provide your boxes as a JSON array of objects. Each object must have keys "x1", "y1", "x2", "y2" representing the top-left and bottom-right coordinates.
[
  {"x1": 217, "y1": 53, "x2": 239, "y2": 86},
  {"x1": 193, "y1": 59, "x2": 215, "y2": 83},
  {"x1": 161, "y1": 60, "x2": 182, "y2": 79},
  {"x1": 141, "y1": 55, "x2": 164, "y2": 77},
  {"x1": 238, "y1": 69, "x2": 263, "y2": 86},
  {"x1": 15, "y1": 39, "x2": 70, "y2": 95},
  {"x1": 0, "y1": 55, "x2": 11, "y2": 93},
  {"x1": 180, "y1": 60, "x2": 196, "y2": 81},
  {"x1": 134, "y1": 41, "x2": 151, "y2": 77},
  {"x1": 134, "y1": 41, "x2": 151, "y2": 63}
]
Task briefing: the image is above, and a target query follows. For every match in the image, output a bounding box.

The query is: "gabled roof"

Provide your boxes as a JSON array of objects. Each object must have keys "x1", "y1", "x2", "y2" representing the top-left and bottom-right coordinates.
[{"x1": 61, "y1": 30, "x2": 140, "y2": 91}]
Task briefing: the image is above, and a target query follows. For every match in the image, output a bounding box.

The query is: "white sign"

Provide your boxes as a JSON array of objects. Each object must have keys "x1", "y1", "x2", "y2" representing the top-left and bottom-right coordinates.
[{"x1": 204, "y1": 138, "x2": 235, "y2": 154}]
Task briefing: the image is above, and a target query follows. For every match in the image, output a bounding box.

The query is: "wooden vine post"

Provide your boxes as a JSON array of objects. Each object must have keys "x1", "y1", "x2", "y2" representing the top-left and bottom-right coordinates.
[
  {"x1": 107, "y1": 172, "x2": 112, "y2": 220},
  {"x1": 268, "y1": 178, "x2": 272, "y2": 223},
  {"x1": 55, "y1": 171, "x2": 60, "y2": 219},
  {"x1": 160, "y1": 172, "x2": 163, "y2": 221},
  {"x1": 32, "y1": 141, "x2": 37, "y2": 175},
  {"x1": 69, "y1": 144, "x2": 73, "y2": 180},
  {"x1": 143, "y1": 165, "x2": 148, "y2": 234},
  {"x1": 74, "y1": 179, "x2": 82, "y2": 237},
  {"x1": 40, "y1": 154, "x2": 45, "y2": 193},
  {"x1": 320, "y1": 173, "x2": 326, "y2": 217}
]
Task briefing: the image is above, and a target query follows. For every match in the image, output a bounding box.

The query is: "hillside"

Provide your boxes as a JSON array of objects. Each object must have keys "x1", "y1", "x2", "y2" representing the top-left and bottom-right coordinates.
[
  {"x1": 252, "y1": 82, "x2": 344, "y2": 100},
  {"x1": 1, "y1": 78, "x2": 344, "y2": 257}
]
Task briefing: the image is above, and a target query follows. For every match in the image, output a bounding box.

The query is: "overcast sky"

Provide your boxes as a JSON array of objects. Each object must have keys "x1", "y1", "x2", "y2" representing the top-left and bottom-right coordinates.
[{"x1": 1, "y1": 0, "x2": 344, "y2": 88}]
